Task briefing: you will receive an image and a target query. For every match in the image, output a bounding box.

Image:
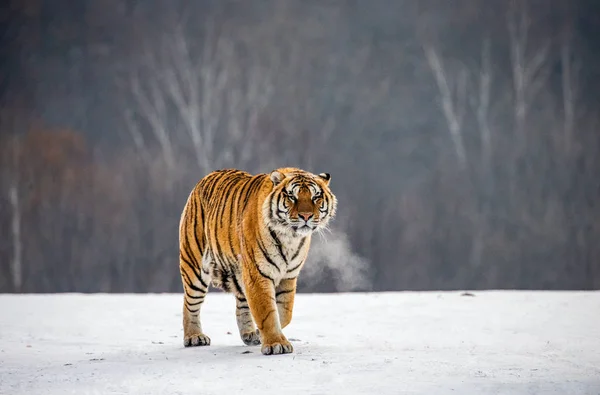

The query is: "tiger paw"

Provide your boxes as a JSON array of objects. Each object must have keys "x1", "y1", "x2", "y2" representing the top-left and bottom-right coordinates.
[
  {"x1": 261, "y1": 338, "x2": 293, "y2": 355},
  {"x1": 241, "y1": 329, "x2": 261, "y2": 346},
  {"x1": 184, "y1": 333, "x2": 211, "y2": 347}
]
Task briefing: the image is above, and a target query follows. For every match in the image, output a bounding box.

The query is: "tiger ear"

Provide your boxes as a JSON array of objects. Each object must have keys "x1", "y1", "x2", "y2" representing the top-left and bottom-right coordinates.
[
  {"x1": 270, "y1": 171, "x2": 285, "y2": 186},
  {"x1": 318, "y1": 172, "x2": 331, "y2": 185}
]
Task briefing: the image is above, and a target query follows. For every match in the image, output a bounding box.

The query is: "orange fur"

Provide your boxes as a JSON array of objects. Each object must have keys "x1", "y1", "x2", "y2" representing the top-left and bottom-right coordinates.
[{"x1": 178, "y1": 167, "x2": 337, "y2": 355}]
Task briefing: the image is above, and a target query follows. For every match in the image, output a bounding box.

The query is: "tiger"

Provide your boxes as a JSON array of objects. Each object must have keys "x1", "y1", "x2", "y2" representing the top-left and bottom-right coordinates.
[{"x1": 178, "y1": 167, "x2": 337, "y2": 355}]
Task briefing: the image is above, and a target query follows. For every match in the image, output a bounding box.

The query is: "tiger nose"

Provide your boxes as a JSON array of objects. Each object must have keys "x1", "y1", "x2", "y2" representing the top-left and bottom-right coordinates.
[{"x1": 298, "y1": 212, "x2": 313, "y2": 221}]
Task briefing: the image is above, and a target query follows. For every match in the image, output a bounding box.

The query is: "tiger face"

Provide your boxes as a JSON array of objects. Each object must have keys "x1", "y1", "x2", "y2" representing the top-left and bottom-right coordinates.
[{"x1": 267, "y1": 169, "x2": 337, "y2": 236}]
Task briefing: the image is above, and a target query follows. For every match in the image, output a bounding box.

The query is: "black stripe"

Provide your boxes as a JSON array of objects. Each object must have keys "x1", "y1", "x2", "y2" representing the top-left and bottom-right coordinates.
[
  {"x1": 187, "y1": 200, "x2": 202, "y2": 259},
  {"x1": 181, "y1": 269, "x2": 205, "y2": 292},
  {"x1": 232, "y1": 274, "x2": 245, "y2": 296},
  {"x1": 266, "y1": 192, "x2": 276, "y2": 223},
  {"x1": 199, "y1": 172, "x2": 215, "y2": 195},
  {"x1": 241, "y1": 176, "x2": 265, "y2": 212},
  {"x1": 255, "y1": 263, "x2": 276, "y2": 283},
  {"x1": 185, "y1": 289, "x2": 205, "y2": 299},
  {"x1": 186, "y1": 298, "x2": 204, "y2": 306},
  {"x1": 257, "y1": 237, "x2": 280, "y2": 272},
  {"x1": 235, "y1": 294, "x2": 246, "y2": 303},
  {"x1": 269, "y1": 228, "x2": 288, "y2": 265},
  {"x1": 188, "y1": 191, "x2": 196, "y2": 220},
  {"x1": 181, "y1": 269, "x2": 206, "y2": 292},
  {"x1": 185, "y1": 304, "x2": 200, "y2": 314},
  {"x1": 203, "y1": 172, "x2": 222, "y2": 201},
  {"x1": 192, "y1": 200, "x2": 204, "y2": 259},
  {"x1": 260, "y1": 310, "x2": 276, "y2": 328},
  {"x1": 226, "y1": 180, "x2": 243, "y2": 255},
  {"x1": 210, "y1": 177, "x2": 238, "y2": 266},
  {"x1": 180, "y1": 253, "x2": 197, "y2": 275},
  {"x1": 182, "y1": 240, "x2": 199, "y2": 273},
  {"x1": 239, "y1": 178, "x2": 257, "y2": 212},
  {"x1": 276, "y1": 191, "x2": 290, "y2": 223},
  {"x1": 183, "y1": 236, "x2": 201, "y2": 272},
  {"x1": 180, "y1": 207, "x2": 197, "y2": 266},
  {"x1": 224, "y1": 254, "x2": 237, "y2": 270},
  {"x1": 233, "y1": 174, "x2": 251, "y2": 212},
  {"x1": 286, "y1": 261, "x2": 303, "y2": 274},
  {"x1": 183, "y1": 254, "x2": 208, "y2": 289},
  {"x1": 289, "y1": 181, "x2": 301, "y2": 191},
  {"x1": 236, "y1": 176, "x2": 255, "y2": 212},
  {"x1": 275, "y1": 193, "x2": 285, "y2": 219},
  {"x1": 199, "y1": 197, "x2": 205, "y2": 225},
  {"x1": 276, "y1": 289, "x2": 294, "y2": 298},
  {"x1": 212, "y1": 213, "x2": 225, "y2": 270},
  {"x1": 246, "y1": 176, "x2": 265, "y2": 205},
  {"x1": 230, "y1": 175, "x2": 252, "y2": 249},
  {"x1": 218, "y1": 175, "x2": 242, "y2": 227},
  {"x1": 321, "y1": 192, "x2": 330, "y2": 217},
  {"x1": 179, "y1": 237, "x2": 194, "y2": 264},
  {"x1": 290, "y1": 237, "x2": 306, "y2": 261}
]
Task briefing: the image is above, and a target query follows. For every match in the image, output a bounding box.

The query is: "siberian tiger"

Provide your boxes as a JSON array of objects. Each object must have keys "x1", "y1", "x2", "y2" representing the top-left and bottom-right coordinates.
[{"x1": 178, "y1": 167, "x2": 337, "y2": 355}]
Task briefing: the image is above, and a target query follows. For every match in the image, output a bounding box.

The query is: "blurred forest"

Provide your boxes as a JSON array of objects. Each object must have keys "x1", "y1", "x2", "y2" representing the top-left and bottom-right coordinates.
[{"x1": 1, "y1": 0, "x2": 600, "y2": 293}]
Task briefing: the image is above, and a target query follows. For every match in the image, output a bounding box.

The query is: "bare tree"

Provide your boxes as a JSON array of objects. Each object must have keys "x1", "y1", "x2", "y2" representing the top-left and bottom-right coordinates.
[
  {"x1": 468, "y1": 38, "x2": 494, "y2": 273},
  {"x1": 128, "y1": 58, "x2": 177, "y2": 172},
  {"x1": 224, "y1": 60, "x2": 274, "y2": 169},
  {"x1": 475, "y1": 38, "x2": 493, "y2": 178},
  {"x1": 161, "y1": 20, "x2": 226, "y2": 173},
  {"x1": 9, "y1": 135, "x2": 22, "y2": 292},
  {"x1": 0, "y1": 110, "x2": 24, "y2": 292},
  {"x1": 125, "y1": 15, "x2": 275, "y2": 176},
  {"x1": 560, "y1": 23, "x2": 579, "y2": 154},
  {"x1": 122, "y1": 107, "x2": 151, "y2": 167},
  {"x1": 422, "y1": 41, "x2": 469, "y2": 170},
  {"x1": 507, "y1": 0, "x2": 551, "y2": 135},
  {"x1": 420, "y1": 32, "x2": 500, "y2": 282}
]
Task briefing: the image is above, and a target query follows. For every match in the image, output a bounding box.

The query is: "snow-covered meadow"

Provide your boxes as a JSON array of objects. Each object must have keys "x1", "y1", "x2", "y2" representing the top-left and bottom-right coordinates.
[{"x1": 1, "y1": 291, "x2": 599, "y2": 395}]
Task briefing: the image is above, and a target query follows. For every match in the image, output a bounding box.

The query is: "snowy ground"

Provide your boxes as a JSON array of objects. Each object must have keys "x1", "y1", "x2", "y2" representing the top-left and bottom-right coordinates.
[{"x1": 1, "y1": 291, "x2": 599, "y2": 395}]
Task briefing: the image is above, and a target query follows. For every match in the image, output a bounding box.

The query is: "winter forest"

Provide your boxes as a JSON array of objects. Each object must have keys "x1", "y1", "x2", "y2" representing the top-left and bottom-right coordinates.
[{"x1": 1, "y1": 0, "x2": 599, "y2": 294}]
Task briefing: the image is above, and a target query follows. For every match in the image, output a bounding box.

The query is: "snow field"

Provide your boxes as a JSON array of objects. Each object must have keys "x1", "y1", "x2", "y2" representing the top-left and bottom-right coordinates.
[{"x1": 1, "y1": 291, "x2": 599, "y2": 395}]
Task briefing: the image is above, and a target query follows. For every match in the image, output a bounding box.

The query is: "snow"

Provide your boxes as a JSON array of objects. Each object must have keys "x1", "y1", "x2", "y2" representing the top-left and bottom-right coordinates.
[{"x1": 1, "y1": 291, "x2": 599, "y2": 395}]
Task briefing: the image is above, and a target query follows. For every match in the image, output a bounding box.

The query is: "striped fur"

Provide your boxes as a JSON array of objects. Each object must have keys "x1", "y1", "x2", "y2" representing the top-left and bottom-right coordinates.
[{"x1": 178, "y1": 167, "x2": 337, "y2": 355}]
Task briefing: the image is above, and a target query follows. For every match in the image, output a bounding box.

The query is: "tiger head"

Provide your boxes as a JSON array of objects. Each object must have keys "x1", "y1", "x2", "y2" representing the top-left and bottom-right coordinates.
[{"x1": 265, "y1": 167, "x2": 337, "y2": 236}]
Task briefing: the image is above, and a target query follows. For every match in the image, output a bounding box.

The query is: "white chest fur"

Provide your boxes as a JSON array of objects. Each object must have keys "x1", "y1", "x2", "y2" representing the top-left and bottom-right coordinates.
[{"x1": 256, "y1": 229, "x2": 310, "y2": 285}]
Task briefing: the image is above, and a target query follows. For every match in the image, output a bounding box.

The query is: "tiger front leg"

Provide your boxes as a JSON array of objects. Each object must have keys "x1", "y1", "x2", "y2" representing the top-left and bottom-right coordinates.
[
  {"x1": 276, "y1": 278, "x2": 297, "y2": 329},
  {"x1": 243, "y1": 265, "x2": 293, "y2": 355}
]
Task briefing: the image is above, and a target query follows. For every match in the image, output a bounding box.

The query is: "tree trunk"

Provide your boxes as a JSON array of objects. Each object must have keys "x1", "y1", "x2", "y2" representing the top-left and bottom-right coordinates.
[{"x1": 9, "y1": 155, "x2": 22, "y2": 292}]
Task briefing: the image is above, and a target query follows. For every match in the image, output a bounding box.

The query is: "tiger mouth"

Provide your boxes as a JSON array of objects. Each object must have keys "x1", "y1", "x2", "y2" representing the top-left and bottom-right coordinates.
[{"x1": 292, "y1": 224, "x2": 313, "y2": 232}]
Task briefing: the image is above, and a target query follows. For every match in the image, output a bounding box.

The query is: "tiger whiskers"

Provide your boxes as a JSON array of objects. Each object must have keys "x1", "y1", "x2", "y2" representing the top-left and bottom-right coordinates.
[{"x1": 315, "y1": 224, "x2": 333, "y2": 243}]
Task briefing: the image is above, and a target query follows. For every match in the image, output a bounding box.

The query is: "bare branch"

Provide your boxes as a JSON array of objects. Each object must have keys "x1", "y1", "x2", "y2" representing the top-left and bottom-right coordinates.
[
  {"x1": 455, "y1": 66, "x2": 469, "y2": 128},
  {"x1": 122, "y1": 107, "x2": 150, "y2": 165},
  {"x1": 129, "y1": 67, "x2": 176, "y2": 171},
  {"x1": 507, "y1": 0, "x2": 550, "y2": 132},
  {"x1": 9, "y1": 135, "x2": 22, "y2": 292},
  {"x1": 478, "y1": 38, "x2": 492, "y2": 170},
  {"x1": 561, "y1": 31, "x2": 577, "y2": 153},
  {"x1": 422, "y1": 43, "x2": 467, "y2": 169},
  {"x1": 524, "y1": 42, "x2": 550, "y2": 84}
]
